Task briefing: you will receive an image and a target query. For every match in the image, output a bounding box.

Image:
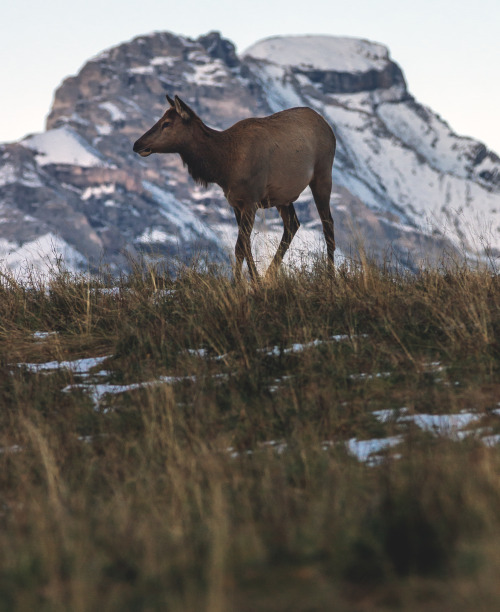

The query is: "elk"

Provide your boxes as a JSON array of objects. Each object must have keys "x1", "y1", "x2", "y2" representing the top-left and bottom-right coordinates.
[{"x1": 133, "y1": 95, "x2": 336, "y2": 281}]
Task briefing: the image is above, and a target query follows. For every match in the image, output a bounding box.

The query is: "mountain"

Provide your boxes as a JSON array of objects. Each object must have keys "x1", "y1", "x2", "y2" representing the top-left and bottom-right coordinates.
[{"x1": 1, "y1": 31, "x2": 499, "y2": 278}]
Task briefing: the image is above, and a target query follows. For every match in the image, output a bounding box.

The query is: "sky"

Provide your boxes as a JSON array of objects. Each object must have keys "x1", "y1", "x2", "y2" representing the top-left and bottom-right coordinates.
[{"x1": 1, "y1": 0, "x2": 499, "y2": 153}]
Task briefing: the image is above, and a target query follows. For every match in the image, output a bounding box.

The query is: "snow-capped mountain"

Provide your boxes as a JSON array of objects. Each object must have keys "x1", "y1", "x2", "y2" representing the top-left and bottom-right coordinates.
[
  {"x1": 244, "y1": 36, "x2": 500, "y2": 250},
  {"x1": 1, "y1": 31, "x2": 499, "y2": 278}
]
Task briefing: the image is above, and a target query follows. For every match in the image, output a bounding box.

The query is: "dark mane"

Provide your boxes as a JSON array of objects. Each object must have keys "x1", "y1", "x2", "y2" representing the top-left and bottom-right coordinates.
[
  {"x1": 180, "y1": 120, "x2": 220, "y2": 188},
  {"x1": 180, "y1": 154, "x2": 210, "y2": 188}
]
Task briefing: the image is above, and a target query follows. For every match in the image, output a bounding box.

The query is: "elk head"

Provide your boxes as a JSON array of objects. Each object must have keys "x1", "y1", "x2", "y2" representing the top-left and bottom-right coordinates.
[{"x1": 133, "y1": 95, "x2": 197, "y2": 157}]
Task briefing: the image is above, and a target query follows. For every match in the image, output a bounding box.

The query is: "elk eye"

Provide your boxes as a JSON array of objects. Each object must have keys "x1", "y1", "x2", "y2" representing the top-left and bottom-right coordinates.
[{"x1": 162, "y1": 121, "x2": 171, "y2": 129}]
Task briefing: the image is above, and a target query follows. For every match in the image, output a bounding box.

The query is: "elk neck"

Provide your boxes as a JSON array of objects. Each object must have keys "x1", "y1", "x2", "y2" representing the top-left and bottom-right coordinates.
[{"x1": 178, "y1": 122, "x2": 231, "y2": 190}]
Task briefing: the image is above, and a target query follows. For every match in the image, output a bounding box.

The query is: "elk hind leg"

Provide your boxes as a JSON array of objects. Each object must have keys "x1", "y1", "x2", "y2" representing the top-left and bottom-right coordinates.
[
  {"x1": 266, "y1": 203, "x2": 300, "y2": 277},
  {"x1": 310, "y1": 175, "x2": 335, "y2": 264}
]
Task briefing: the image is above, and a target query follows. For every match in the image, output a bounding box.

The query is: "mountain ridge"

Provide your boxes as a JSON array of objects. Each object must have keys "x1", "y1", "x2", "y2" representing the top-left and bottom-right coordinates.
[{"x1": 1, "y1": 30, "x2": 499, "y2": 279}]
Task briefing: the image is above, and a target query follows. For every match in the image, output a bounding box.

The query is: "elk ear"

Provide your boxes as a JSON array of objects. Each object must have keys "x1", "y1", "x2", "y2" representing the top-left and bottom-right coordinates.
[
  {"x1": 174, "y1": 96, "x2": 193, "y2": 121},
  {"x1": 166, "y1": 94, "x2": 175, "y2": 107}
]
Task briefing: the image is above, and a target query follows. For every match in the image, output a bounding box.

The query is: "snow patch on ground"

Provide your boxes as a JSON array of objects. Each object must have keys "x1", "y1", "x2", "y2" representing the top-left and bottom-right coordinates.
[
  {"x1": 18, "y1": 355, "x2": 110, "y2": 375},
  {"x1": 403, "y1": 411, "x2": 483, "y2": 436},
  {"x1": 373, "y1": 407, "x2": 484, "y2": 438},
  {"x1": 260, "y1": 334, "x2": 359, "y2": 357},
  {"x1": 228, "y1": 435, "x2": 403, "y2": 465},
  {"x1": 32, "y1": 331, "x2": 58, "y2": 340},
  {"x1": 65, "y1": 380, "x2": 158, "y2": 409},
  {"x1": 13, "y1": 342, "x2": 500, "y2": 460},
  {"x1": 346, "y1": 436, "x2": 404, "y2": 465}
]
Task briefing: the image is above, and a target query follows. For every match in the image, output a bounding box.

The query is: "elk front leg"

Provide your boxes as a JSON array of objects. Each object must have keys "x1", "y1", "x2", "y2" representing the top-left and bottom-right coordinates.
[{"x1": 234, "y1": 205, "x2": 258, "y2": 282}]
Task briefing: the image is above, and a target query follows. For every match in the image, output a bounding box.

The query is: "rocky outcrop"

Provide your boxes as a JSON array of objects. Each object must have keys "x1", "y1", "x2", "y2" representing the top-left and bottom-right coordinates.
[
  {"x1": 296, "y1": 62, "x2": 406, "y2": 94},
  {"x1": 198, "y1": 31, "x2": 240, "y2": 68}
]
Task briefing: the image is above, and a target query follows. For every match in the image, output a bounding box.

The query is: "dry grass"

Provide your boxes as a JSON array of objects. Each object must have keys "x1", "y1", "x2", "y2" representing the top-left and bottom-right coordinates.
[{"x1": 0, "y1": 254, "x2": 500, "y2": 610}]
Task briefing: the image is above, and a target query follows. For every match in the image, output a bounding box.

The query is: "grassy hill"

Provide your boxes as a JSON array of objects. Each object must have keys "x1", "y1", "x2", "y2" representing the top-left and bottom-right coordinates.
[{"x1": 1, "y1": 255, "x2": 500, "y2": 610}]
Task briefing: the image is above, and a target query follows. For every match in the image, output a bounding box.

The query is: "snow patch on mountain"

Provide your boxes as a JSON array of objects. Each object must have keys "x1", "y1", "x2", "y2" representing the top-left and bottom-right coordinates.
[
  {"x1": 244, "y1": 36, "x2": 390, "y2": 73},
  {"x1": 0, "y1": 159, "x2": 44, "y2": 189},
  {"x1": 0, "y1": 233, "x2": 87, "y2": 281},
  {"x1": 185, "y1": 58, "x2": 229, "y2": 87},
  {"x1": 318, "y1": 99, "x2": 500, "y2": 246},
  {"x1": 0, "y1": 163, "x2": 17, "y2": 187},
  {"x1": 247, "y1": 62, "x2": 304, "y2": 112},
  {"x1": 99, "y1": 102, "x2": 126, "y2": 122},
  {"x1": 142, "y1": 181, "x2": 220, "y2": 244},
  {"x1": 82, "y1": 183, "x2": 115, "y2": 201},
  {"x1": 376, "y1": 101, "x2": 492, "y2": 182},
  {"x1": 138, "y1": 227, "x2": 175, "y2": 244},
  {"x1": 23, "y1": 127, "x2": 106, "y2": 167}
]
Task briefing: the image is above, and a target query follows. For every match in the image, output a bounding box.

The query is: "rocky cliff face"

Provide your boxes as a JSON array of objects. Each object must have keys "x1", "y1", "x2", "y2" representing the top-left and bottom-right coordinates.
[{"x1": 1, "y1": 31, "x2": 499, "y2": 278}]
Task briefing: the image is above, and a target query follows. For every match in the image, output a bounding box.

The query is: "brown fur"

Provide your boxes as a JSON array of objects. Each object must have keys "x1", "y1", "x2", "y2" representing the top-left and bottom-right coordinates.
[{"x1": 133, "y1": 95, "x2": 336, "y2": 281}]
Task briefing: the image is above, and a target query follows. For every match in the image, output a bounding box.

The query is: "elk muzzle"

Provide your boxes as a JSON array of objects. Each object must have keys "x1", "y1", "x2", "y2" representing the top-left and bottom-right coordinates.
[{"x1": 133, "y1": 139, "x2": 152, "y2": 157}]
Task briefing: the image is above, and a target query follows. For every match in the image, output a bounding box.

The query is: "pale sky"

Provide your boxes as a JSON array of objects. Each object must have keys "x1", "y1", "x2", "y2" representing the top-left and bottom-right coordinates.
[{"x1": 1, "y1": 0, "x2": 499, "y2": 153}]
